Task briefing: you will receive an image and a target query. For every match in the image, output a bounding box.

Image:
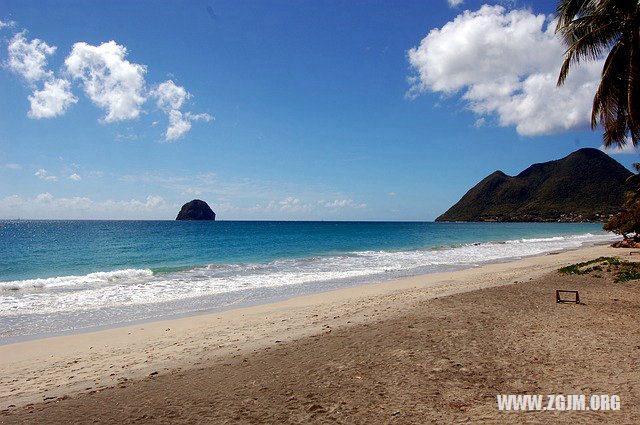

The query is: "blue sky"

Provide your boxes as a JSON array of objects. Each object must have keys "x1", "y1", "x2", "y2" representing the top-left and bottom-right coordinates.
[{"x1": 0, "y1": 0, "x2": 637, "y2": 220}]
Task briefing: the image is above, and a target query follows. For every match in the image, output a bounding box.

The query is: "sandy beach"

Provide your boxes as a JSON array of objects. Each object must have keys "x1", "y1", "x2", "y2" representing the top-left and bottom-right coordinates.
[{"x1": 1, "y1": 244, "x2": 639, "y2": 423}]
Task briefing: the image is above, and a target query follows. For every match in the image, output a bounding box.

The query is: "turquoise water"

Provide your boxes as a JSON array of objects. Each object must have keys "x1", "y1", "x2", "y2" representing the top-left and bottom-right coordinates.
[
  {"x1": 0, "y1": 220, "x2": 609, "y2": 281},
  {"x1": 0, "y1": 220, "x2": 613, "y2": 341}
]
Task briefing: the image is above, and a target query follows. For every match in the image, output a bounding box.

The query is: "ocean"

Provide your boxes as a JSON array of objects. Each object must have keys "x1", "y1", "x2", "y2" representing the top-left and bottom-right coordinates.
[{"x1": 0, "y1": 220, "x2": 614, "y2": 343}]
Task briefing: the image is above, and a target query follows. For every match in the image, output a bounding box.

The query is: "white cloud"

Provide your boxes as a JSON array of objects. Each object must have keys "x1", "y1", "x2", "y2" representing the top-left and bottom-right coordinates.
[
  {"x1": 260, "y1": 196, "x2": 366, "y2": 214},
  {"x1": 7, "y1": 31, "x2": 77, "y2": 119},
  {"x1": 277, "y1": 196, "x2": 306, "y2": 211},
  {"x1": 4, "y1": 163, "x2": 21, "y2": 169},
  {"x1": 186, "y1": 112, "x2": 214, "y2": 122},
  {"x1": 7, "y1": 31, "x2": 55, "y2": 83},
  {"x1": 151, "y1": 80, "x2": 213, "y2": 141},
  {"x1": 319, "y1": 199, "x2": 367, "y2": 209},
  {"x1": 28, "y1": 78, "x2": 78, "y2": 118},
  {"x1": 448, "y1": 0, "x2": 464, "y2": 7},
  {"x1": 387, "y1": 192, "x2": 397, "y2": 197},
  {"x1": 143, "y1": 195, "x2": 165, "y2": 208},
  {"x1": 68, "y1": 173, "x2": 81, "y2": 181},
  {"x1": 166, "y1": 110, "x2": 192, "y2": 141},
  {"x1": 163, "y1": 110, "x2": 214, "y2": 141},
  {"x1": 0, "y1": 20, "x2": 16, "y2": 29},
  {"x1": 94, "y1": 194, "x2": 170, "y2": 213},
  {"x1": 6, "y1": 30, "x2": 213, "y2": 133},
  {"x1": 0, "y1": 193, "x2": 174, "y2": 219},
  {"x1": 261, "y1": 197, "x2": 367, "y2": 214},
  {"x1": 34, "y1": 168, "x2": 58, "y2": 181},
  {"x1": 35, "y1": 192, "x2": 54, "y2": 203},
  {"x1": 65, "y1": 41, "x2": 147, "y2": 122},
  {"x1": 261, "y1": 196, "x2": 315, "y2": 214},
  {"x1": 407, "y1": 5, "x2": 603, "y2": 136},
  {"x1": 120, "y1": 171, "x2": 369, "y2": 219},
  {"x1": 152, "y1": 79, "x2": 189, "y2": 111}
]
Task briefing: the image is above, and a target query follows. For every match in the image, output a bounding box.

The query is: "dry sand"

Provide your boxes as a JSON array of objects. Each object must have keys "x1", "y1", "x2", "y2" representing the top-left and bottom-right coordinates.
[{"x1": 1, "y1": 244, "x2": 639, "y2": 423}]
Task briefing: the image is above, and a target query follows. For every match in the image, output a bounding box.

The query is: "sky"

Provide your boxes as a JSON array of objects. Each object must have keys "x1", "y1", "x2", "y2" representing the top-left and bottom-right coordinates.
[{"x1": 0, "y1": 0, "x2": 638, "y2": 220}]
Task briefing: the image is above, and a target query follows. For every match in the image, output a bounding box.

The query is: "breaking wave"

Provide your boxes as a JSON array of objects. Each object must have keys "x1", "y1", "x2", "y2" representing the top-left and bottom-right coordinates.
[{"x1": 0, "y1": 232, "x2": 615, "y2": 318}]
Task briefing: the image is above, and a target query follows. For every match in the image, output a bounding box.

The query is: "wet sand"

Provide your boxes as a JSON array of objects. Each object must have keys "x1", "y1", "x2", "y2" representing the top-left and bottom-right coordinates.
[{"x1": 1, "y1": 244, "x2": 638, "y2": 423}]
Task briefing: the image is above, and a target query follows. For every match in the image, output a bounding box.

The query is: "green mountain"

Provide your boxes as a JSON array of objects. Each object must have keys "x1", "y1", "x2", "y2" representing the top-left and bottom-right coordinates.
[{"x1": 436, "y1": 148, "x2": 633, "y2": 222}]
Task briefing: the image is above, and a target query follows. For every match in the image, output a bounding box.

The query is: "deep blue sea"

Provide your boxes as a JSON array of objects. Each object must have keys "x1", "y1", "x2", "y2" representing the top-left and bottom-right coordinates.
[{"x1": 0, "y1": 220, "x2": 614, "y2": 342}]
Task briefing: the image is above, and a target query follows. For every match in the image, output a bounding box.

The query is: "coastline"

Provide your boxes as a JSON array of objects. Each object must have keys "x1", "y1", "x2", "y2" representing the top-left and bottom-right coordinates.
[
  {"x1": 0, "y1": 243, "x2": 632, "y2": 414},
  {"x1": 0, "y1": 227, "x2": 614, "y2": 344}
]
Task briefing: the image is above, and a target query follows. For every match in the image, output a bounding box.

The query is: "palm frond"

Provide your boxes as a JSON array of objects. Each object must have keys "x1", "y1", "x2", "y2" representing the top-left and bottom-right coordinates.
[
  {"x1": 557, "y1": 20, "x2": 619, "y2": 85},
  {"x1": 556, "y1": 0, "x2": 640, "y2": 145},
  {"x1": 627, "y1": 30, "x2": 640, "y2": 143},
  {"x1": 593, "y1": 41, "x2": 632, "y2": 147},
  {"x1": 555, "y1": 0, "x2": 591, "y2": 30}
]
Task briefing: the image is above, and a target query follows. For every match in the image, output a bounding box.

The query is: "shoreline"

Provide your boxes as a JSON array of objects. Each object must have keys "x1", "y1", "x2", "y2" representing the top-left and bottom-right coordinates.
[
  {"x1": 0, "y1": 243, "x2": 631, "y2": 411},
  {"x1": 0, "y1": 249, "x2": 573, "y2": 346},
  {"x1": 0, "y1": 234, "x2": 614, "y2": 345}
]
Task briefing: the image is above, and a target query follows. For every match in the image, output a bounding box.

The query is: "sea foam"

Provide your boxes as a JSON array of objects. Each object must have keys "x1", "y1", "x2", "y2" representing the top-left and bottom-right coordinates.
[
  {"x1": 0, "y1": 269, "x2": 153, "y2": 291},
  {"x1": 0, "y1": 232, "x2": 615, "y2": 319}
]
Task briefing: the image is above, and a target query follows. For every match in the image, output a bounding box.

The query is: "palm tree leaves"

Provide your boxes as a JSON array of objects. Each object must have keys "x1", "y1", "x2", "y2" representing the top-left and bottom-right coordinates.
[
  {"x1": 593, "y1": 41, "x2": 631, "y2": 146},
  {"x1": 557, "y1": 18, "x2": 618, "y2": 85},
  {"x1": 556, "y1": 0, "x2": 640, "y2": 147},
  {"x1": 627, "y1": 28, "x2": 640, "y2": 142},
  {"x1": 555, "y1": 0, "x2": 590, "y2": 29}
]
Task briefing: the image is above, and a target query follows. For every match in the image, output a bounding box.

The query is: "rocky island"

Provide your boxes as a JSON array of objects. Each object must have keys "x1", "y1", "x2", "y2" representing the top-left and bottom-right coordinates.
[
  {"x1": 176, "y1": 200, "x2": 216, "y2": 221},
  {"x1": 436, "y1": 148, "x2": 632, "y2": 222}
]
